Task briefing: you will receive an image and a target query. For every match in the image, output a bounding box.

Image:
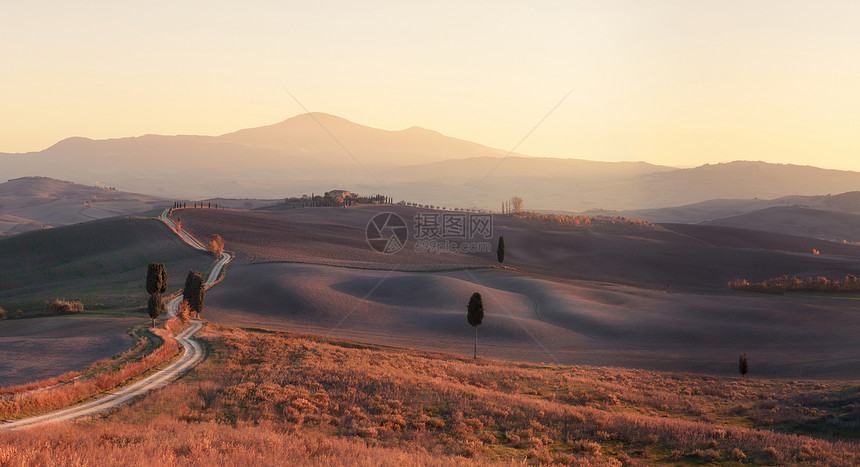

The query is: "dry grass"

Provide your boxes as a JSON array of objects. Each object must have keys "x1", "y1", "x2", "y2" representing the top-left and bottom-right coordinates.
[
  {"x1": 189, "y1": 329, "x2": 857, "y2": 464},
  {"x1": 165, "y1": 316, "x2": 186, "y2": 335},
  {"x1": 2, "y1": 326, "x2": 858, "y2": 464},
  {"x1": 8, "y1": 326, "x2": 854, "y2": 465},
  {"x1": 0, "y1": 371, "x2": 80, "y2": 398},
  {"x1": 0, "y1": 421, "x2": 480, "y2": 467}
]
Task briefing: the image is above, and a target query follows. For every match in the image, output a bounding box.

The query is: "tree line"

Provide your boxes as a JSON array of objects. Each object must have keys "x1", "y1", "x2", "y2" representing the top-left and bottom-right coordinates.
[
  {"x1": 729, "y1": 274, "x2": 860, "y2": 295},
  {"x1": 286, "y1": 192, "x2": 394, "y2": 208}
]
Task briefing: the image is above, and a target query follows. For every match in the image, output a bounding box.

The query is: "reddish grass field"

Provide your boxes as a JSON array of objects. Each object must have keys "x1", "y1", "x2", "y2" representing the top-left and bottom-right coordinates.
[{"x1": 3, "y1": 326, "x2": 857, "y2": 465}]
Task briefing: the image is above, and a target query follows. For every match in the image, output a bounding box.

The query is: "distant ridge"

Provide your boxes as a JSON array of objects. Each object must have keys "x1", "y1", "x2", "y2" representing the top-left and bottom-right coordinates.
[
  {"x1": 2, "y1": 113, "x2": 860, "y2": 210},
  {"x1": 217, "y1": 112, "x2": 513, "y2": 166},
  {"x1": 0, "y1": 177, "x2": 166, "y2": 236}
]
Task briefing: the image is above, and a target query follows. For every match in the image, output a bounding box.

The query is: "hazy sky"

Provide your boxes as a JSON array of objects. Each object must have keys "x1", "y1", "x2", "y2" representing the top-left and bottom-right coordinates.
[{"x1": 2, "y1": 1, "x2": 858, "y2": 170}]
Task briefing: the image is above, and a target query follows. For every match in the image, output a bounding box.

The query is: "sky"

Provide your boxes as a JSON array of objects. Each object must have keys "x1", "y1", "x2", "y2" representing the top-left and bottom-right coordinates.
[{"x1": 2, "y1": 1, "x2": 859, "y2": 170}]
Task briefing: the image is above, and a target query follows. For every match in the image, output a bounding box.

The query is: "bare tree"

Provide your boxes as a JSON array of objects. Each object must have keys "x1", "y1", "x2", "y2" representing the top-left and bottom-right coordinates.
[{"x1": 510, "y1": 196, "x2": 523, "y2": 213}]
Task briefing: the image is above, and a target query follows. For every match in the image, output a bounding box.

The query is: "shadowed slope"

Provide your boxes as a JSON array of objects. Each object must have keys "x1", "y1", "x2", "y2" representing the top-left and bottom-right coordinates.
[
  {"x1": 174, "y1": 206, "x2": 491, "y2": 269},
  {"x1": 0, "y1": 317, "x2": 136, "y2": 388},
  {"x1": 205, "y1": 263, "x2": 860, "y2": 378},
  {"x1": 181, "y1": 206, "x2": 860, "y2": 377},
  {"x1": 0, "y1": 216, "x2": 212, "y2": 311},
  {"x1": 177, "y1": 205, "x2": 860, "y2": 291}
]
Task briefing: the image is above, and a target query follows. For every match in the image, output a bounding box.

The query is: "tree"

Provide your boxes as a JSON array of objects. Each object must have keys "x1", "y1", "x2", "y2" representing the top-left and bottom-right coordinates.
[
  {"x1": 496, "y1": 236, "x2": 505, "y2": 264},
  {"x1": 739, "y1": 354, "x2": 749, "y2": 377},
  {"x1": 146, "y1": 262, "x2": 168, "y2": 295},
  {"x1": 510, "y1": 196, "x2": 523, "y2": 213},
  {"x1": 183, "y1": 270, "x2": 206, "y2": 318},
  {"x1": 207, "y1": 234, "x2": 224, "y2": 256},
  {"x1": 467, "y1": 292, "x2": 484, "y2": 359},
  {"x1": 147, "y1": 294, "x2": 163, "y2": 327}
]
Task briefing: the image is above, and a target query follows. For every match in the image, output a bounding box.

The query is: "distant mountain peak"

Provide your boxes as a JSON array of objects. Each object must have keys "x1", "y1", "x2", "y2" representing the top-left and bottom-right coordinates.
[
  {"x1": 279, "y1": 111, "x2": 350, "y2": 124},
  {"x1": 42, "y1": 136, "x2": 94, "y2": 152}
]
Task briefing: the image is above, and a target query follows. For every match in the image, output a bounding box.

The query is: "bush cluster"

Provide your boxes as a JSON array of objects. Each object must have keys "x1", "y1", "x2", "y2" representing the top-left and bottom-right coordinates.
[{"x1": 44, "y1": 299, "x2": 84, "y2": 314}]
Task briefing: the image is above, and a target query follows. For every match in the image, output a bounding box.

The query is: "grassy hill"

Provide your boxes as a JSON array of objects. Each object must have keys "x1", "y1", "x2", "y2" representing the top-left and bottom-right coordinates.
[
  {"x1": 0, "y1": 215, "x2": 213, "y2": 314},
  {"x1": 2, "y1": 325, "x2": 857, "y2": 464}
]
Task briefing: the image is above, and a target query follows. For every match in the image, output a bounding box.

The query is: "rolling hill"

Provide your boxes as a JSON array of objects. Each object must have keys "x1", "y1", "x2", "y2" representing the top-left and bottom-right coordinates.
[
  {"x1": 175, "y1": 205, "x2": 860, "y2": 378},
  {"x1": 607, "y1": 190, "x2": 860, "y2": 224},
  {"x1": 0, "y1": 215, "x2": 212, "y2": 312},
  {"x1": 0, "y1": 177, "x2": 168, "y2": 236},
  {"x1": 704, "y1": 206, "x2": 860, "y2": 243}
]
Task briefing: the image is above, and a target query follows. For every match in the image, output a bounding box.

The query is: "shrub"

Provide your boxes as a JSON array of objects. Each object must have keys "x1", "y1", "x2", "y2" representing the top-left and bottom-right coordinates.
[
  {"x1": 165, "y1": 316, "x2": 186, "y2": 335},
  {"x1": 177, "y1": 300, "x2": 191, "y2": 324},
  {"x1": 45, "y1": 299, "x2": 84, "y2": 314},
  {"x1": 0, "y1": 306, "x2": 6, "y2": 320}
]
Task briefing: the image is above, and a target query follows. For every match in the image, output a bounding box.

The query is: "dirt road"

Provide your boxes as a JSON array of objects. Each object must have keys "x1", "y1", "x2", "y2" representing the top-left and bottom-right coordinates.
[{"x1": 1, "y1": 321, "x2": 204, "y2": 431}]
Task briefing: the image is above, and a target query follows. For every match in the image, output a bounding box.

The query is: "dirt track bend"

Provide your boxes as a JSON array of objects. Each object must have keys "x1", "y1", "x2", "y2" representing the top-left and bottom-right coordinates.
[{"x1": 0, "y1": 209, "x2": 232, "y2": 431}]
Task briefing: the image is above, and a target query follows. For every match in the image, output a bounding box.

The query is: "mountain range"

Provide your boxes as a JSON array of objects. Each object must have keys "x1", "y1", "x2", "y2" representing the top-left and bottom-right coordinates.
[{"x1": 3, "y1": 112, "x2": 860, "y2": 211}]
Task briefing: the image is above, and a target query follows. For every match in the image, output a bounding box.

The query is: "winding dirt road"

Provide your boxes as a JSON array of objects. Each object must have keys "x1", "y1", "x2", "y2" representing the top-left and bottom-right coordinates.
[
  {"x1": 1, "y1": 321, "x2": 204, "y2": 431},
  {"x1": 0, "y1": 209, "x2": 231, "y2": 430}
]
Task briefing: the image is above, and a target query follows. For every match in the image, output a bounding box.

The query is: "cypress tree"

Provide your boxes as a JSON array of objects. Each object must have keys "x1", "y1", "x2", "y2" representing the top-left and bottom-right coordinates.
[
  {"x1": 467, "y1": 292, "x2": 484, "y2": 359},
  {"x1": 183, "y1": 270, "x2": 206, "y2": 318},
  {"x1": 497, "y1": 236, "x2": 505, "y2": 264},
  {"x1": 147, "y1": 294, "x2": 163, "y2": 327},
  {"x1": 146, "y1": 263, "x2": 167, "y2": 295}
]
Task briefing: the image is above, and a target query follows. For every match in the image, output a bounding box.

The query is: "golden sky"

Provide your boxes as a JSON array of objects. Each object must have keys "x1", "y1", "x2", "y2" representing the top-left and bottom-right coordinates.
[{"x1": 2, "y1": 1, "x2": 858, "y2": 170}]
